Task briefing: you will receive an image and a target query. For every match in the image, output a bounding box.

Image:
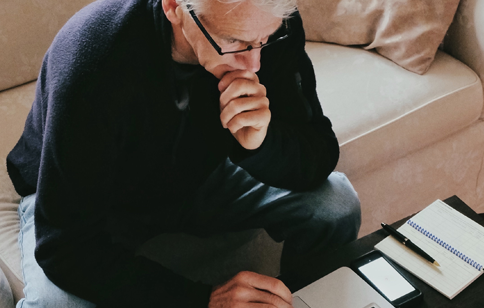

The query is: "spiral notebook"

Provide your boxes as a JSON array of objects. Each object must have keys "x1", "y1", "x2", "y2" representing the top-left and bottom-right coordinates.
[{"x1": 375, "y1": 199, "x2": 484, "y2": 299}]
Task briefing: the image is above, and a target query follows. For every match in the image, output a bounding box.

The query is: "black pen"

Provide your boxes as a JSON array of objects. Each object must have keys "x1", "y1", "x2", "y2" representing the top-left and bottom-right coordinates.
[{"x1": 381, "y1": 222, "x2": 440, "y2": 267}]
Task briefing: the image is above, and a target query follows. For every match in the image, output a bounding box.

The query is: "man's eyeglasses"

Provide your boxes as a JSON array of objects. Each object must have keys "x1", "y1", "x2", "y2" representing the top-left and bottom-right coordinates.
[{"x1": 187, "y1": 5, "x2": 292, "y2": 56}]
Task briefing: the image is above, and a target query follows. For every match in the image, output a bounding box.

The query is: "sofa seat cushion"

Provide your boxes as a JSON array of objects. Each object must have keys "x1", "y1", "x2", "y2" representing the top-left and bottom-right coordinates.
[{"x1": 306, "y1": 42, "x2": 484, "y2": 177}]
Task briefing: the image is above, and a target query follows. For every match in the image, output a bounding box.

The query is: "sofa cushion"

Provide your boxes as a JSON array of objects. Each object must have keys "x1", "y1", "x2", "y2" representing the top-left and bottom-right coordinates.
[
  {"x1": 0, "y1": 0, "x2": 96, "y2": 92},
  {"x1": 299, "y1": 0, "x2": 460, "y2": 74},
  {"x1": 306, "y1": 42, "x2": 484, "y2": 177}
]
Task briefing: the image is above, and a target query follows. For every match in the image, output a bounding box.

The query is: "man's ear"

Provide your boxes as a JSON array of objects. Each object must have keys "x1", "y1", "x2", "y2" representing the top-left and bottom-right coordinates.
[{"x1": 162, "y1": 0, "x2": 183, "y2": 25}]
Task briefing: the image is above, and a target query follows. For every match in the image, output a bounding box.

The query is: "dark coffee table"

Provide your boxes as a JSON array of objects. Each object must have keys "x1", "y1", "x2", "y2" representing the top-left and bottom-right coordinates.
[{"x1": 280, "y1": 196, "x2": 484, "y2": 307}]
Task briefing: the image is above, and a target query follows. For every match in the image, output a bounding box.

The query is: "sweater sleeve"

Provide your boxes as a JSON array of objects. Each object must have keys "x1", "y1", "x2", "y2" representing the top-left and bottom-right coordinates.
[
  {"x1": 9, "y1": 1, "x2": 212, "y2": 306},
  {"x1": 229, "y1": 12, "x2": 339, "y2": 191}
]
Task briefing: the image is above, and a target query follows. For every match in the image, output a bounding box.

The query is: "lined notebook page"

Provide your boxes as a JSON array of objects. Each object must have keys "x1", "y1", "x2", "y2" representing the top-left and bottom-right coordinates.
[{"x1": 375, "y1": 200, "x2": 484, "y2": 299}]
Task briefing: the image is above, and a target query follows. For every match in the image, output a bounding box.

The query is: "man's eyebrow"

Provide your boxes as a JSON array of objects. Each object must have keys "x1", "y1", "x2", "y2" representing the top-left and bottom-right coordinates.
[
  {"x1": 216, "y1": 25, "x2": 281, "y2": 43},
  {"x1": 218, "y1": 33, "x2": 248, "y2": 43}
]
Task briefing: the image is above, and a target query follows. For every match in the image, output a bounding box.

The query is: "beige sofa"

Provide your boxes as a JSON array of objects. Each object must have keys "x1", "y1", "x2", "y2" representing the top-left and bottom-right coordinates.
[
  {"x1": 307, "y1": 2, "x2": 484, "y2": 237},
  {"x1": 1, "y1": 0, "x2": 483, "y2": 306}
]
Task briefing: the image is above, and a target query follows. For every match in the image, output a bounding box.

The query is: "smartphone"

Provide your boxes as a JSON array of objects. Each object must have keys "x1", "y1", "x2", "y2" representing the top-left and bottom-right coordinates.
[{"x1": 351, "y1": 250, "x2": 422, "y2": 308}]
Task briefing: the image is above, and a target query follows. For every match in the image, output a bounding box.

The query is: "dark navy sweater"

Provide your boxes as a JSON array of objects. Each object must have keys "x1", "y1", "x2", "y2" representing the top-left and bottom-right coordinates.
[{"x1": 6, "y1": 0, "x2": 339, "y2": 306}]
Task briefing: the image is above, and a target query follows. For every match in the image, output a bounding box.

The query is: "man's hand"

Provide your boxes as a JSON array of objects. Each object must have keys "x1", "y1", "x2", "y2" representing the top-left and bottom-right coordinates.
[
  {"x1": 218, "y1": 70, "x2": 271, "y2": 150},
  {"x1": 209, "y1": 271, "x2": 293, "y2": 308}
]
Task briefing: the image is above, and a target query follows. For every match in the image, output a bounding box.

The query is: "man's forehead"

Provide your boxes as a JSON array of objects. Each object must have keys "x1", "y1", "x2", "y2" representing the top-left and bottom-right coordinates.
[{"x1": 199, "y1": 0, "x2": 282, "y2": 41}]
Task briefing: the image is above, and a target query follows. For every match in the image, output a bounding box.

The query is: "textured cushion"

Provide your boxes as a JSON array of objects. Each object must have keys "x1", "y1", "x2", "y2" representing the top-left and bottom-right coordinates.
[
  {"x1": 306, "y1": 42, "x2": 484, "y2": 177},
  {"x1": 0, "y1": 0, "x2": 96, "y2": 91},
  {"x1": 299, "y1": 0, "x2": 460, "y2": 74}
]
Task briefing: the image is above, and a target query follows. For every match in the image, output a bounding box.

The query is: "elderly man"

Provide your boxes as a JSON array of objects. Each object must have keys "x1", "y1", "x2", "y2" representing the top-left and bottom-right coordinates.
[{"x1": 7, "y1": 0, "x2": 360, "y2": 307}]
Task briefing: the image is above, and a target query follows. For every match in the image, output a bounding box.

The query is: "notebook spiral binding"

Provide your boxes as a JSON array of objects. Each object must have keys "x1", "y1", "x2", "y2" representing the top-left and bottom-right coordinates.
[{"x1": 407, "y1": 220, "x2": 483, "y2": 271}]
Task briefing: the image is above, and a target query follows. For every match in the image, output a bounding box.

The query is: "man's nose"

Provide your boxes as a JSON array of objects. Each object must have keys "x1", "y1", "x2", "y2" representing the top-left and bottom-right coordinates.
[{"x1": 237, "y1": 48, "x2": 261, "y2": 73}]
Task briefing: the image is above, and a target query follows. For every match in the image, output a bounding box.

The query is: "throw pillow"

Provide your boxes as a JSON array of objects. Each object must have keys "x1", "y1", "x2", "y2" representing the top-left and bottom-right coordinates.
[{"x1": 298, "y1": 0, "x2": 461, "y2": 74}]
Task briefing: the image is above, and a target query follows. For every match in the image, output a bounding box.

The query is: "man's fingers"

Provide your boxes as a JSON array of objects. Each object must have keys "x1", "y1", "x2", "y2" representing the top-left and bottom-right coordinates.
[
  {"x1": 210, "y1": 288, "x2": 291, "y2": 308},
  {"x1": 209, "y1": 271, "x2": 293, "y2": 308},
  {"x1": 250, "y1": 288, "x2": 293, "y2": 308},
  {"x1": 237, "y1": 272, "x2": 293, "y2": 305},
  {"x1": 217, "y1": 70, "x2": 270, "y2": 150},
  {"x1": 220, "y1": 96, "x2": 269, "y2": 128},
  {"x1": 225, "y1": 108, "x2": 270, "y2": 135},
  {"x1": 220, "y1": 78, "x2": 266, "y2": 111},
  {"x1": 218, "y1": 70, "x2": 259, "y2": 92}
]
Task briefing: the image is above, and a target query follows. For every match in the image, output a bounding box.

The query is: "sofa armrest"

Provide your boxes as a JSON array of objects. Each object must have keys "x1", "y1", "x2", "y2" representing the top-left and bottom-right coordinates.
[{"x1": 444, "y1": 0, "x2": 484, "y2": 118}]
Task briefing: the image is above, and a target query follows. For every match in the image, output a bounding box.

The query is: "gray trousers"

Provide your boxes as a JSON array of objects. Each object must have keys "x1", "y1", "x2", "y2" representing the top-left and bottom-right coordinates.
[{"x1": 182, "y1": 159, "x2": 361, "y2": 271}]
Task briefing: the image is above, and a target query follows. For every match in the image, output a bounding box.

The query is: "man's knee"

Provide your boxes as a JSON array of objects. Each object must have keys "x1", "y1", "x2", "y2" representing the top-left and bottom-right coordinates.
[
  {"x1": 279, "y1": 173, "x2": 360, "y2": 270},
  {"x1": 310, "y1": 172, "x2": 360, "y2": 217},
  {"x1": 304, "y1": 172, "x2": 361, "y2": 241}
]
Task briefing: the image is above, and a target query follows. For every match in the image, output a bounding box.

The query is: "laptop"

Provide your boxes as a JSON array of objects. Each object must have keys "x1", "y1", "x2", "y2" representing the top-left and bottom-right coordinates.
[{"x1": 292, "y1": 267, "x2": 394, "y2": 308}]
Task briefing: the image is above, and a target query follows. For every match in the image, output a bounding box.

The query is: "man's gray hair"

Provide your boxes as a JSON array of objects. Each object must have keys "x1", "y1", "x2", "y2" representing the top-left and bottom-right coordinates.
[{"x1": 177, "y1": 0, "x2": 297, "y2": 19}]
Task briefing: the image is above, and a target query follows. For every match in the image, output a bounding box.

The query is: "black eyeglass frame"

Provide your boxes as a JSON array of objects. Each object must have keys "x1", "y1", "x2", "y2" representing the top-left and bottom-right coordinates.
[{"x1": 187, "y1": 5, "x2": 291, "y2": 56}]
